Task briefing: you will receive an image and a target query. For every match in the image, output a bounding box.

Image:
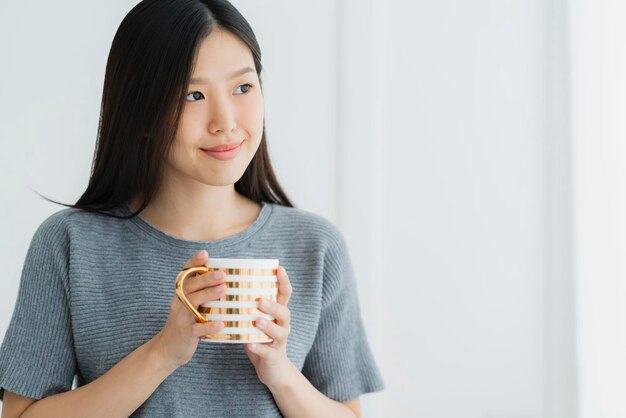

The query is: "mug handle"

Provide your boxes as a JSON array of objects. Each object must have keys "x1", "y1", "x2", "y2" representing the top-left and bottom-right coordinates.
[{"x1": 175, "y1": 266, "x2": 209, "y2": 323}]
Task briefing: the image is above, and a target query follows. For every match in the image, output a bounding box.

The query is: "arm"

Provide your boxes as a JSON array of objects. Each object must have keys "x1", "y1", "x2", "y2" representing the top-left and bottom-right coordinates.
[
  {"x1": 266, "y1": 361, "x2": 359, "y2": 418},
  {"x1": 343, "y1": 399, "x2": 361, "y2": 417},
  {"x1": 15, "y1": 333, "x2": 176, "y2": 418}
]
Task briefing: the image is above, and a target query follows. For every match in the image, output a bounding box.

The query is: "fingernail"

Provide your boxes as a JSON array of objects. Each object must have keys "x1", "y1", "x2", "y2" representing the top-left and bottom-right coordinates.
[
  {"x1": 198, "y1": 250, "x2": 207, "y2": 258},
  {"x1": 259, "y1": 298, "x2": 268, "y2": 309},
  {"x1": 257, "y1": 318, "x2": 267, "y2": 326}
]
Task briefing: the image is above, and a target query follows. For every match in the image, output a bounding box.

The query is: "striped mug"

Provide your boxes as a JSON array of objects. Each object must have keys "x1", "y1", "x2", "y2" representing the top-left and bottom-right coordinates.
[{"x1": 175, "y1": 258, "x2": 279, "y2": 343}]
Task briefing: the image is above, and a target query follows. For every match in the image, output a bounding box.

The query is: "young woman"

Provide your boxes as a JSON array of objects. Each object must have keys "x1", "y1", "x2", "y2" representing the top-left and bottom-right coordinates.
[{"x1": 0, "y1": 0, "x2": 384, "y2": 416}]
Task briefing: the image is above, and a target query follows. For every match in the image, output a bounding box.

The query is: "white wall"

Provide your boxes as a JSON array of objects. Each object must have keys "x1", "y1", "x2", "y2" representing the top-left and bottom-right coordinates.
[
  {"x1": 570, "y1": 1, "x2": 626, "y2": 417},
  {"x1": 371, "y1": 1, "x2": 548, "y2": 416},
  {"x1": 0, "y1": 1, "x2": 579, "y2": 417},
  {"x1": 544, "y1": 0, "x2": 579, "y2": 417}
]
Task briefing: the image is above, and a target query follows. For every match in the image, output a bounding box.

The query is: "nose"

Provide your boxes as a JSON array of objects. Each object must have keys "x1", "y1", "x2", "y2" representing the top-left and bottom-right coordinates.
[{"x1": 207, "y1": 93, "x2": 237, "y2": 134}]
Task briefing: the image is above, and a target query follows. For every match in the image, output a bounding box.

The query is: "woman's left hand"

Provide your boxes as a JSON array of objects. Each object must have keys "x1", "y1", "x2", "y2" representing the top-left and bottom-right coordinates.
[{"x1": 244, "y1": 266, "x2": 294, "y2": 388}]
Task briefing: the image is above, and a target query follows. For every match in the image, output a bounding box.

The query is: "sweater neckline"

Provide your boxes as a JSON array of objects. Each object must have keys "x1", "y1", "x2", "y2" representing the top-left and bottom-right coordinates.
[{"x1": 116, "y1": 201, "x2": 274, "y2": 250}]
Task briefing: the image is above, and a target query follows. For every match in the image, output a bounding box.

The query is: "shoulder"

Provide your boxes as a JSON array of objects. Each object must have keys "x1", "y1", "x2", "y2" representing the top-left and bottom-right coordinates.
[
  {"x1": 19, "y1": 208, "x2": 85, "y2": 287},
  {"x1": 30, "y1": 207, "x2": 78, "y2": 244},
  {"x1": 30, "y1": 205, "x2": 120, "y2": 249},
  {"x1": 33, "y1": 205, "x2": 93, "y2": 236},
  {"x1": 267, "y1": 203, "x2": 349, "y2": 259},
  {"x1": 269, "y1": 203, "x2": 345, "y2": 242}
]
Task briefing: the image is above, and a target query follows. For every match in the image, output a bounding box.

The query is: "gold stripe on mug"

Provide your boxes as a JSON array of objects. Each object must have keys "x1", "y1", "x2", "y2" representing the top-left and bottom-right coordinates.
[
  {"x1": 222, "y1": 320, "x2": 274, "y2": 327},
  {"x1": 208, "y1": 267, "x2": 278, "y2": 276},
  {"x1": 221, "y1": 294, "x2": 277, "y2": 302},
  {"x1": 204, "y1": 313, "x2": 274, "y2": 321},
  {"x1": 202, "y1": 301, "x2": 259, "y2": 308},
  {"x1": 225, "y1": 281, "x2": 277, "y2": 289},
  {"x1": 198, "y1": 307, "x2": 263, "y2": 315},
  {"x1": 201, "y1": 333, "x2": 273, "y2": 342}
]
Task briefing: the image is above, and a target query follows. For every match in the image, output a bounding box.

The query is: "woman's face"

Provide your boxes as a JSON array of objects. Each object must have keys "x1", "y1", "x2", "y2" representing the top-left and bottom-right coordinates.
[{"x1": 168, "y1": 28, "x2": 264, "y2": 187}]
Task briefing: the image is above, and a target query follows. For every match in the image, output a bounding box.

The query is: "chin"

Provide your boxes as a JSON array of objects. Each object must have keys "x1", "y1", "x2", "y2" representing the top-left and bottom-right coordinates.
[{"x1": 203, "y1": 170, "x2": 246, "y2": 187}]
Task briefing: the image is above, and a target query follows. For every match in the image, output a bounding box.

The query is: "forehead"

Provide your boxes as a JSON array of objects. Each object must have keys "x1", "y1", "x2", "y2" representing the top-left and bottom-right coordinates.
[{"x1": 191, "y1": 28, "x2": 254, "y2": 80}]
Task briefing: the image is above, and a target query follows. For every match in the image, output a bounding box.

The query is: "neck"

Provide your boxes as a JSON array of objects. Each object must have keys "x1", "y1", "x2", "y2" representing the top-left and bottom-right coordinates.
[{"x1": 127, "y1": 174, "x2": 261, "y2": 241}]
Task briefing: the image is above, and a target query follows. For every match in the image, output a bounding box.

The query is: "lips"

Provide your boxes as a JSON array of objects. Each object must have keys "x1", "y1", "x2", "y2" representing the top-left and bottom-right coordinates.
[
  {"x1": 201, "y1": 141, "x2": 243, "y2": 161},
  {"x1": 202, "y1": 140, "x2": 244, "y2": 152}
]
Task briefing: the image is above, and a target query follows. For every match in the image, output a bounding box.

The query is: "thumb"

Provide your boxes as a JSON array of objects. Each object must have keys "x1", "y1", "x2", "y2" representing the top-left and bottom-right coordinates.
[{"x1": 182, "y1": 250, "x2": 208, "y2": 269}]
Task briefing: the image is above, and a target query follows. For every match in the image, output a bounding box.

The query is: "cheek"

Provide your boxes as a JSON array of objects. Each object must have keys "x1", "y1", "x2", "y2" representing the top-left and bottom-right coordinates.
[
  {"x1": 167, "y1": 139, "x2": 190, "y2": 170},
  {"x1": 241, "y1": 96, "x2": 264, "y2": 136},
  {"x1": 177, "y1": 109, "x2": 203, "y2": 138},
  {"x1": 170, "y1": 117, "x2": 199, "y2": 163}
]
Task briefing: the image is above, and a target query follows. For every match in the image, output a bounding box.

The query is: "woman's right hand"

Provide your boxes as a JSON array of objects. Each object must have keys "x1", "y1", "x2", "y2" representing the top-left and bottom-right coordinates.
[{"x1": 153, "y1": 250, "x2": 227, "y2": 369}]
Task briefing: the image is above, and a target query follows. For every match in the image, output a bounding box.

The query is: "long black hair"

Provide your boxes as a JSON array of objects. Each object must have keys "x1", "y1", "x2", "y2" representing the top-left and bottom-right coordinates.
[{"x1": 37, "y1": 0, "x2": 293, "y2": 219}]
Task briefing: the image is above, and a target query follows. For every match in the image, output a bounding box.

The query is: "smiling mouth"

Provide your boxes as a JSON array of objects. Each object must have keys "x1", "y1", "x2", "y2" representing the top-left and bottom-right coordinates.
[
  {"x1": 201, "y1": 141, "x2": 244, "y2": 160},
  {"x1": 201, "y1": 140, "x2": 245, "y2": 152}
]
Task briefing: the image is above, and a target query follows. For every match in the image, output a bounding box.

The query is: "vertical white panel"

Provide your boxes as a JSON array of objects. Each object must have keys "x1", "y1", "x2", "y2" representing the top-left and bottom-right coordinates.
[
  {"x1": 543, "y1": 0, "x2": 579, "y2": 417},
  {"x1": 571, "y1": 1, "x2": 626, "y2": 417},
  {"x1": 374, "y1": 1, "x2": 546, "y2": 416}
]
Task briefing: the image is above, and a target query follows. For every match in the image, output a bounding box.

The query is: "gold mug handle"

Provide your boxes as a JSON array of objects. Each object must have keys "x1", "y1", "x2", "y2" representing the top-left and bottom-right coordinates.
[{"x1": 175, "y1": 266, "x2": 210, "y2": 323}]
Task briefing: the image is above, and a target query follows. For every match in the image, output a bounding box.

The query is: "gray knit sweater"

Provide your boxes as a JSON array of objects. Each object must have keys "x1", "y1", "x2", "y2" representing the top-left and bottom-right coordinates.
[{"x1": 0, "y1": 201, "x2": 384, "y2": 417}]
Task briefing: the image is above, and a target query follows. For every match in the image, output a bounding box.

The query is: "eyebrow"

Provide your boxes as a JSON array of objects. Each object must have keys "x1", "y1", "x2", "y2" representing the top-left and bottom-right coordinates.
[{"x1": 189, "y1": 66, "x2": 255, "y2": 84}]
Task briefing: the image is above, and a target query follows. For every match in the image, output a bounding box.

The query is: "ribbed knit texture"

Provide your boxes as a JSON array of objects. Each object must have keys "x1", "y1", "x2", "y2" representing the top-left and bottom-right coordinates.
[{"x1": 0, "y1": 201, "x2": 385, "y2": 417}]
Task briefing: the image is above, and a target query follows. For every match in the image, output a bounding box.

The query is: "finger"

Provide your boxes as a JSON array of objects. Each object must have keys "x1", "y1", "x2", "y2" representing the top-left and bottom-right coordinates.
[
  {"x1": 184, "y1": 270, "x2": 226, "y2": 294},
  {"x1": 257, "y1": 298, "x2": 291, "y2": 327},
  {"x1": 187, "y1": 283, "x2": 228, "y2": 307},
  {"x1": 276, "y1": 266, "x2": 292, "y2": 306},
  {"x1": 192, "y1": 320, "x2": 225, "y2": 337},
  {"x1": 246, "y1": 341, "x2": 272, "y2": 356},
  {"x1": 182, "y1": 250, "x2": 208, "y2": 269},
  {"x1": 255, "y1": 316, "x2": 289, "y2": 343}
]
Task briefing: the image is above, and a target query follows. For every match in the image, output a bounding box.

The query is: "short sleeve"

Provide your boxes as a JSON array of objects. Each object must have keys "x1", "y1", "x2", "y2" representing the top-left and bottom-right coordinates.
[
  {"x1": 0, "y1": 213, "x2": 77, "y2": 401},
  {"x1": 301, "y1": 225, "x2": 385, "y2": 402}
]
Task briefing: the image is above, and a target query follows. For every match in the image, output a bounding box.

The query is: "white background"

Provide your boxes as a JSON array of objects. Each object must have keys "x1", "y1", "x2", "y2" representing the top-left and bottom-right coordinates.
[{"x1": 0, "y1": 1, "x2": 623, "y2": 417}]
